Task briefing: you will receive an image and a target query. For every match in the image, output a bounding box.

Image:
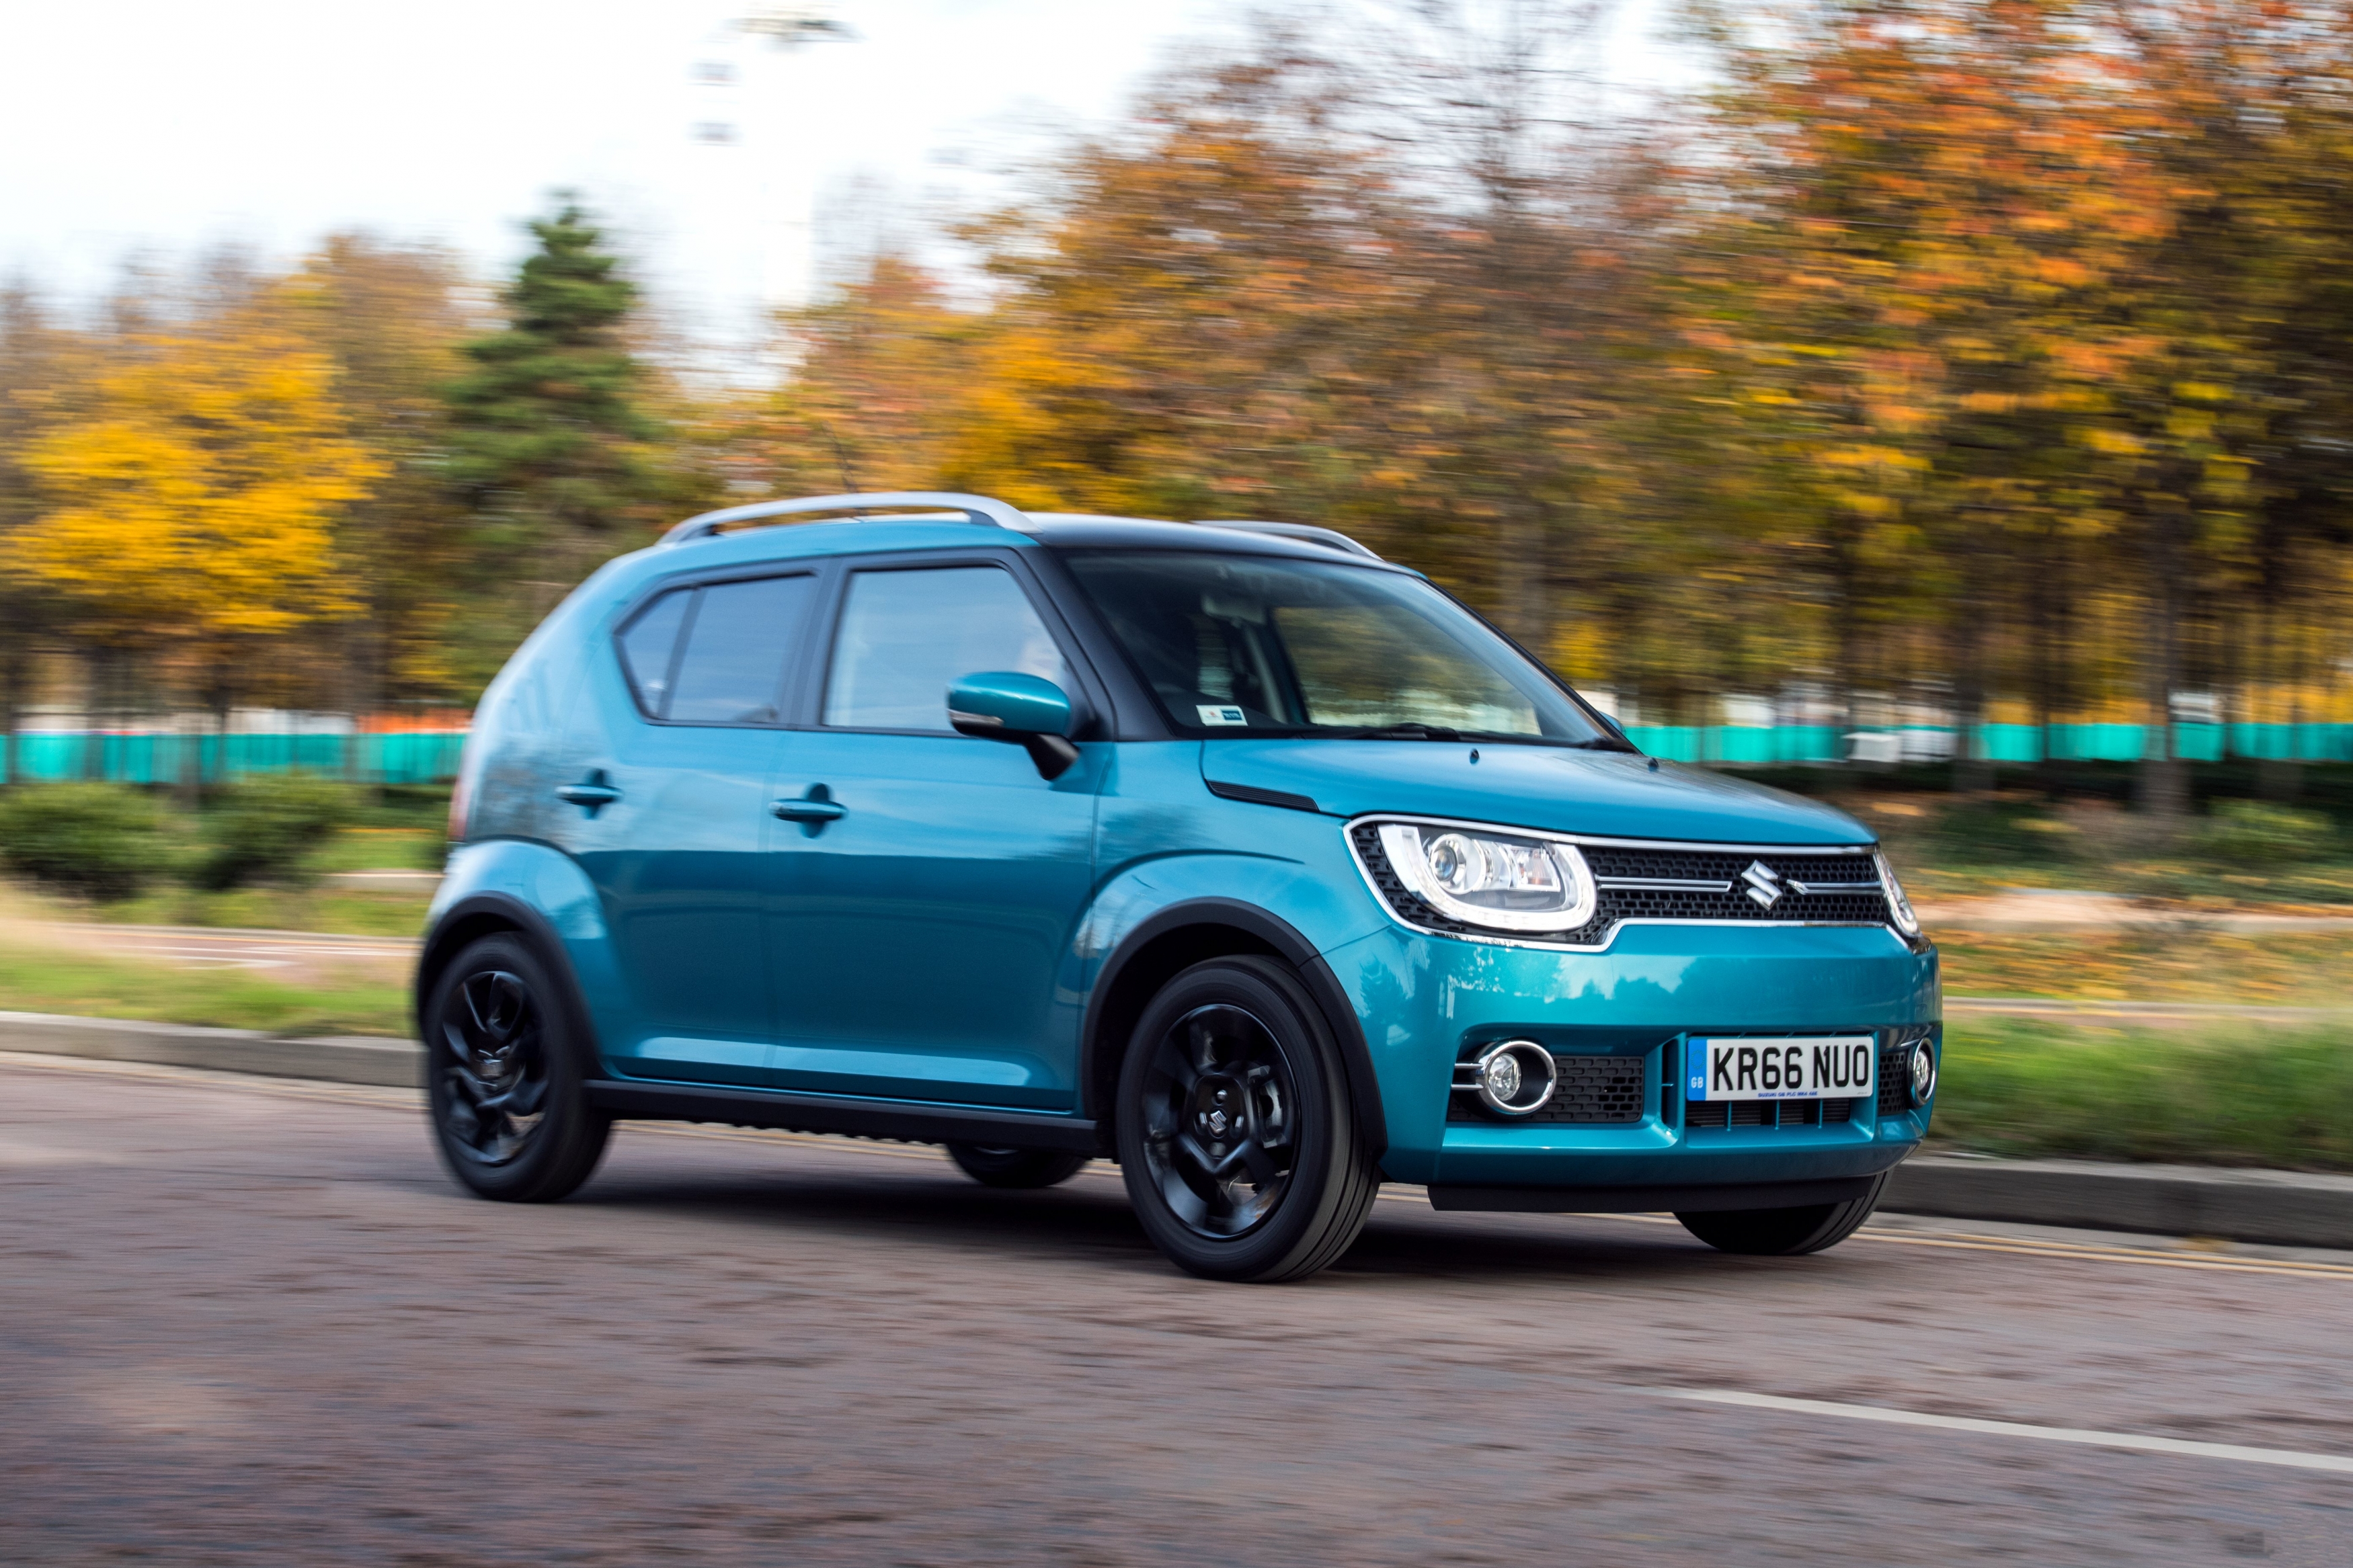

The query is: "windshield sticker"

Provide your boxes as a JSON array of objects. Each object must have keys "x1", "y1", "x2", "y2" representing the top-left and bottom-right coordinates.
[{"x1": 1197, "y1": 704, "x2": 1248, "y2": 727}]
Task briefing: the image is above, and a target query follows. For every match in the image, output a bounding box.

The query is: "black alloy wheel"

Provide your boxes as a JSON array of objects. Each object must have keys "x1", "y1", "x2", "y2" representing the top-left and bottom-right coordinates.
[
  {"x1": 1116, "y1": 956, "x2": 1378, "y2": 1283},
  {"x1": 1675, "y1": 1173, "x2": 1890, "y2": 1256},
  {"x1": 945, "y1": 1143, "x2": 1090, "y2": 1190},
  {"x1": 426, "y1": 932, "x2": 611, "y2": 1203},
  {"x1": 1140, "y1": 1001, "x2": 1300, "y2": 1237},
  {"x1": 441, "y1": 966, "x2": 545, "y2": 1166}
]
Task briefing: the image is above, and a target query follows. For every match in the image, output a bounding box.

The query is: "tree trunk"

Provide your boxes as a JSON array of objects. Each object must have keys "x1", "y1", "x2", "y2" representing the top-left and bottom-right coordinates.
[
  {"x1": 2255, "y1": 561, "x2": 2301, "y2": 801},
  {"x1": 77, "y1": 648, "x2": 104, "y2": 782},
  {"x1": 0, "y1": 636, "x2": 19, "y2": 788},
  {"x1": 2137, "y1": 505, "x2": 2188, "y2": 819},
  {"x1": 2031, "y1": 518, "x2": 2067, "y2": 796},
  {"x1": 1949, "y1": 522, "x2": 1995, "y2": 794}
]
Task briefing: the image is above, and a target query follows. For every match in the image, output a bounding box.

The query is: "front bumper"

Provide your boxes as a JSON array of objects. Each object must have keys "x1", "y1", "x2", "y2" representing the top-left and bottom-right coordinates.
[{"x1": 1321, "y1": 919, "x2": 1940, "y2": 1189}]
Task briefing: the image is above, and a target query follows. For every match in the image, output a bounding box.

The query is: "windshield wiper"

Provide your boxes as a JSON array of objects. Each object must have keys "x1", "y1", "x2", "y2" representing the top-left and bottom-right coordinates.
[
  {"x1": 1331, "y1": 723, "x2": 1464, "y2": 741},
  {"x1": 1324, "y1": 725, "x2": 1641, "y2": 751}
]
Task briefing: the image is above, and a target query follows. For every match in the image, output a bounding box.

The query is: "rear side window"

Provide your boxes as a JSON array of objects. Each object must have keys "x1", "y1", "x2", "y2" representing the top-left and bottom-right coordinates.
[
  {"x1": 615, "y1": 574, "x2": 816, "y2": 724},
  {"x1": 822, "y1": 566, "x2": 1069, "y2": 732}
]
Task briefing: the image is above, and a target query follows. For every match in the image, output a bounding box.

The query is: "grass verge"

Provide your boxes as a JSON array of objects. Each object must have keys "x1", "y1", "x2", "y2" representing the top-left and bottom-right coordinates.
[
  {"x1": 1936, "y1": 1017, "x2": 2353, "y2": 1171},
  {"x1": 90, "y1": 882, "x2": 435, "y2": 938},
  {"x1": 0, "y1": 940, "x2": 408, "y2": 1037}
]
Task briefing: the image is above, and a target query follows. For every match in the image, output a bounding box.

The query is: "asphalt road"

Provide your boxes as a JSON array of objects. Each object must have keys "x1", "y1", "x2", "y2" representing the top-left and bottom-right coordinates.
[{"x1": 8, "y1": 1057, "x2": 2353, "y2": 1565}]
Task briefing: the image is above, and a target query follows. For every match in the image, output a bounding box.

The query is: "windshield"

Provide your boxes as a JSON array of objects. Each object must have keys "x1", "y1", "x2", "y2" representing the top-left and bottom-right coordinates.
[{"x1": 1060, "y1": 550, "x2": 1626, "y2": 746}]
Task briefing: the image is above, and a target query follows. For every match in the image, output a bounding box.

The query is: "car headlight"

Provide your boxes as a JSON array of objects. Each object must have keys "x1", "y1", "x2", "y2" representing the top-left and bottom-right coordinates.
[
  {"x1": 1875, "y1": 850, "x2": 1921, "y2": 938},
  {"x1": 1375, "y1": 821, "x2": 1597, "y2": 934}
]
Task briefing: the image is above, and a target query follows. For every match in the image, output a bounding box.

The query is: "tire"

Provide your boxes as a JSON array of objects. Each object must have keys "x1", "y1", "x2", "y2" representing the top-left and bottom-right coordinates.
[
  {"x1": 424, "y1": 932, "x2": 612, "y2": 1204},
  {"x1": 1675, "y1": 1173, "x2": 1890, "y2": 1256},
  {"x1": 1115, "y1": 956, "x2": 1380, "y2": 1283},
  {"x1": 945, "y1": 1143, "x2": 1090, "y2": 1190}
]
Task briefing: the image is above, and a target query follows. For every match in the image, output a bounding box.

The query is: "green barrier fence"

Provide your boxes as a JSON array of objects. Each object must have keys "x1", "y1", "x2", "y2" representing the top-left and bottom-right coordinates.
[
  {"x1": 0, "y1": 731, "x2": 467, "y2": 786},
  {"x1": 2, "y1": 721, "x2": 2349, "y2": 785},
  {"x1": 1621, "y1": 721, "x2": 2353, "y2": 765}
]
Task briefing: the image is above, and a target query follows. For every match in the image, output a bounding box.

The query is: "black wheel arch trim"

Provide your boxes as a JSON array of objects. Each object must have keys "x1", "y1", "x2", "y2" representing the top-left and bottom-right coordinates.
[{"x1": 1078, "y1": 897, "x2": 1387, "y2": 1157}]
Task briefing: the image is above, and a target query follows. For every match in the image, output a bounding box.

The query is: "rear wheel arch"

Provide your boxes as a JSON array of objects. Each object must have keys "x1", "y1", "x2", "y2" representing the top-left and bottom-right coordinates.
[
  {"x1": 415, "y1": 895, "x2": 601, "y2": 1065},
  {"x1": 1079, "y1": 899, "x2": 1386, "y2": 1159}
]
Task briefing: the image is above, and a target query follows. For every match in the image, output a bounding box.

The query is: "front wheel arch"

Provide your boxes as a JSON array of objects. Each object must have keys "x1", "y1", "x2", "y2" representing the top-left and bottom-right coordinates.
[{"x1": 1078, "y1": 899, "x2": 1386, "y2": 1159}]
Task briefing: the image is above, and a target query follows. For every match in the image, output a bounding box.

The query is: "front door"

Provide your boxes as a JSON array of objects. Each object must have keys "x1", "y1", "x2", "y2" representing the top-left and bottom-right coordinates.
[
  {"x1": 764, "y1": 561, "x2": 1102, "y2": 1109},
  {"x1": 556, "y1": 570, "x2": 820, "y2": 1085}
]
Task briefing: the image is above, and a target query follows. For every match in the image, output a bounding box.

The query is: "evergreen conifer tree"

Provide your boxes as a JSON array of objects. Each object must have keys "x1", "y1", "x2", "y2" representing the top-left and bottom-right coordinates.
[{"x1": 443, "y1": 200, "x2": 663, "y2": 592}]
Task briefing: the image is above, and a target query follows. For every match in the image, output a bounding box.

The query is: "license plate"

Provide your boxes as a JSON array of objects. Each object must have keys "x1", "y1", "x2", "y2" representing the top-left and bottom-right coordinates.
[{"x1": 1686, "y1": 1036, "x2": 1876, "y2": 1101}]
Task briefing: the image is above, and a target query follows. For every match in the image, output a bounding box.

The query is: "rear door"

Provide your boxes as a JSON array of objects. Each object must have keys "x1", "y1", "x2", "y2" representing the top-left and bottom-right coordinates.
[
  {"x1": 762, "y1": 555, "x2": 1105, "y2": 1109},
  {"x1": 553, "y1": 569, "x2": 822, "y2": 1085}
]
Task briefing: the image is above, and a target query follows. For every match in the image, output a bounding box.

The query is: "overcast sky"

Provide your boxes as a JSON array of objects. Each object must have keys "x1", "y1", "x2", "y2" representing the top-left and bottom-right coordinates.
[
  {"x1": 0, "y1": 0, "x2": 1234, "y2": 344},
  {"x1": 0, "y1": 0, "x2": 1683, "y2": 358}
]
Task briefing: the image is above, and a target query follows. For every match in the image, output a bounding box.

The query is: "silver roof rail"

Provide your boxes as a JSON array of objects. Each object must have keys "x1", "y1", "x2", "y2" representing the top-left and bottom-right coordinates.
[
  {"x1": 1193, "y1": 520, "x2": 1382, "y2": 562},
  {"x1": 660, "y1": 491, "x2": 1032, "y2": 546}
]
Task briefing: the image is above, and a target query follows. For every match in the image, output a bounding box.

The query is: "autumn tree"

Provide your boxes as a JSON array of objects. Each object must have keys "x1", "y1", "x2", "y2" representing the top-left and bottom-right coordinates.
[
  {"x1": 281, "y1": 235, "x2": 477, "y2": 710},
  {"x1": 5, "y1": 306, "x2": 382, "y2": 733},
  {"x1": 0, "y1": 284, "x2": 87, "y2": 778}
]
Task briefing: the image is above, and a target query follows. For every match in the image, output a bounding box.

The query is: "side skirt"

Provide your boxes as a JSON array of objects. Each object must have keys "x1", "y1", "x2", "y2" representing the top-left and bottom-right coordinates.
[
  {"x1": 1428, "y1": 1176, "x2": 1879, "y2": 1214},
  {"x1": 584, "y1": 1079, "x2": 1099, "y2": 1153}
]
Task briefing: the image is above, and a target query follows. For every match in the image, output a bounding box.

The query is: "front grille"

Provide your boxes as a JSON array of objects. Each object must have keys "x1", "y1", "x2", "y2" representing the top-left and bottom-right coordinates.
[
  {"x1": 1352, "y1": 823, "x2": 1890, "y2": 947},
  {"x1": 1685, "y1": 1096, "x2": 1860, "y2": 1129},
  {"x1": 1448, "y1": 1054, "x2": 1646, "y2": 1124}
]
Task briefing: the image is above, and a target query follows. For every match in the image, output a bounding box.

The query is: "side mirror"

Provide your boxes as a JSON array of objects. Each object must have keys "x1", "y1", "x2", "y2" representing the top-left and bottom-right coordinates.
[{"x1": 947, "y1": 671, "x2": 1080, "y2": 780}]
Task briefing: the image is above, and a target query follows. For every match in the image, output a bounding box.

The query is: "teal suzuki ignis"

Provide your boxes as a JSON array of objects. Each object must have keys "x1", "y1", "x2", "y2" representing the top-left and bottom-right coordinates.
[{"x1": 421, "y1": 493, "x2": 1939, "y2": 1282}]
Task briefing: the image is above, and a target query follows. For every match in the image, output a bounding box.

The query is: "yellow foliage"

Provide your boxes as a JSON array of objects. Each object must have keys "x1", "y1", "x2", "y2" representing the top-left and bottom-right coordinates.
[{"x1": 9, "y1": 320, "x2": 383, "y2": 646}]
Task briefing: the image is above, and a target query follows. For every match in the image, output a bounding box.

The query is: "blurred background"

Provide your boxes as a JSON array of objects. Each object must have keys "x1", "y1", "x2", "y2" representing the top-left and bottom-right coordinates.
[{"x1": 3, "y1": 0, "x2": 2353, "y2": 1168}]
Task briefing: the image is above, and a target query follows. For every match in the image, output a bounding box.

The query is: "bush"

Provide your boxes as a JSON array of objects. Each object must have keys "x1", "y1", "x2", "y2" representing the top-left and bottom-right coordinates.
[
  {"x1": 194, "y1": 772, "x2": 364, "y2": 891},
  {"x1": 2200, "y1": 799, "x2": 2337, "y2": 867},
  {"x1": 1928, "y1": 800, "x2": 2085, "y2": 865},
  {"x1": 0, "y1": 783, "x2": 176, "y2": 901}
]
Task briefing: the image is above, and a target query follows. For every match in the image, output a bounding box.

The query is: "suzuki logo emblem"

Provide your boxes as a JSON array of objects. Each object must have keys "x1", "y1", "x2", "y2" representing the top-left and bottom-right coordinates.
[{"x1": 1741, "y1": 860, "x2": 1785, "y2": 908}]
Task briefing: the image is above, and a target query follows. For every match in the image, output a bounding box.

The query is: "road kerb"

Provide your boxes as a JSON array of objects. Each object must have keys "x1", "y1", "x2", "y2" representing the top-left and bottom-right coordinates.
[
  {"x1": 1883, "y1": 1155, "x2": 2353, "y2": 1249},
  {"x1": 0, "y1": 1010, "x2": 420, "y2": 1089}
]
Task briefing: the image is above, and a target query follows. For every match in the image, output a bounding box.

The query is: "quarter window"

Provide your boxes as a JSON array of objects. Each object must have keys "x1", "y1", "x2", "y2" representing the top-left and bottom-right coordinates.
[
  {"x1": 823, "y1": 566, "x2": 1070, "y2": 732},
  {"x1": 616, "y1": 588, "x2": 690, "y2": 716}
]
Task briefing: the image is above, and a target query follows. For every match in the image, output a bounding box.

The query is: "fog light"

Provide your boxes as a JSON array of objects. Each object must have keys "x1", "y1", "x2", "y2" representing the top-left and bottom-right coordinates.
[
  {"x1": 1908, "y1": 1037, "x2": 1937, "y2": 1106},
  {"x1": 1474, "y1": 1040, "x2": 1558, "y2": 1116}
]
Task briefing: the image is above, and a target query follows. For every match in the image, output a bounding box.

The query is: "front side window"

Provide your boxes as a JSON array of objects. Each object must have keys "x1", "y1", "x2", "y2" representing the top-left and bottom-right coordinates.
[
  {"x1": 824, "y1": 566, "x2": 1070, "y2": 732},
  {"x1": 616, "y1": 573, "x2": 816, "y2": 724},
  {"x1": 1062, "y1": 550, "x2": 1622, "y2": 745}
]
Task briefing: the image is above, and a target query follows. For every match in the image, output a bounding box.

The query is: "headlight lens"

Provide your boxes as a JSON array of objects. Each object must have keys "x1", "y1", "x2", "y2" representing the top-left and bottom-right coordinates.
[
  {"x1": 1375, "y1": 822, "x2": 1597, "y2": 934},
  {"x1": 1875, "y1": 850, "x2": 1921, "y2": 938}
]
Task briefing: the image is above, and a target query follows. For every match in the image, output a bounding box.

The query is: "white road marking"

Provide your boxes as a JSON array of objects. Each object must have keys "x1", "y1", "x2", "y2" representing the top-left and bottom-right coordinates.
[{"x1": 1659, "y1": 1389, "x2": 2353, "y2": 1474}]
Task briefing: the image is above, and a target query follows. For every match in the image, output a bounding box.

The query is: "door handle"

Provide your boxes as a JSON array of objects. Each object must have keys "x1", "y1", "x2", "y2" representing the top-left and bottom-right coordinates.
[
  {"x1": 771, "y1": 785, "x2": 844, "y2": 835},
  {"x1": 556, "y1": 772, "x2": 622, "y2": 816}
]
